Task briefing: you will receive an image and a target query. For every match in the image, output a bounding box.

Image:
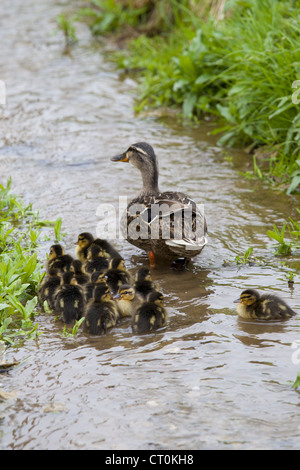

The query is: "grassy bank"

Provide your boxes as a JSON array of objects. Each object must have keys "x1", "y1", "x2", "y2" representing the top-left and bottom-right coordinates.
[
  {"x1": 0, "y1": 180, "x2": 56, "y2": 345},
  {"x1": 77, "y1": 0, "x2": 300, "y2": 193}
]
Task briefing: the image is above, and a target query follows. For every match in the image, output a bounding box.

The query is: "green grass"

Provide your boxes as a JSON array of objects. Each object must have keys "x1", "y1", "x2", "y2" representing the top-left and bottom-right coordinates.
[
  {"x1": 0, "y1": 179, "x2": 57, "y2": 345},
  {"x1": 78, "y1": 0, "x2": 300, "y2": 192}
]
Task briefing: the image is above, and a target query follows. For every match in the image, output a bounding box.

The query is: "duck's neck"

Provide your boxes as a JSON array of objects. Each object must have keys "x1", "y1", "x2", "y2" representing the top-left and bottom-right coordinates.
[{"x1": 140, "y1": 164, "x2": 160, "y2": 195}]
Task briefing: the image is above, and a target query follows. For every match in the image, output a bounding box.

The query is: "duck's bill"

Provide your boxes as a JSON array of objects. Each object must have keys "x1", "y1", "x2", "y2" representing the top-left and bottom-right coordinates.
[
  {"x1": 111, "y1": 153, "x2": 129, "y2": 162},
  {"x1": 233, "y1": 298, "x2": 241, "y2": 303}
]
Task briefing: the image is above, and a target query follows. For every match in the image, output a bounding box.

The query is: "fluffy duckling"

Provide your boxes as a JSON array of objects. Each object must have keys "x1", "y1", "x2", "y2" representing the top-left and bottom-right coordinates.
[
  {"x1": 93, "y1": 238, "x2": 121, "y2": 259},
  {"x1": 75, "y1": 232, "x2": 94, "y2": 262},
  {"x1": 54, "y1": 272, "x2": 85, "y2": 323},
  {"x1": 70, "y1": 259, "x2": 90, "y2": 285},
  {"x1": 131, "y1": 291, "x2": 167, "y2": 333},
  {"x1": 84, "y1": 271, "x2": 107, "y2": 303},
  {"x1": 134, "y1": 267, "x2": 157, "y2": 300},
  {"x1": 38, "y1": 268, "x2": 61, "y2": 310},
  {"x1": 84, "y1": 284, "x2": 120, "y2": 335},
  {"x1": 84, "y1": 244, "x2": 109, "y2": 274},
  {"x1": 234, "y1": 289, "x2": 297, "y2": 320},
  {"x1": 47, "y1": 244, "x2": 73, "y2": 273},
  {"x1": 105, "y1": 257, "x2": 132, "y2": 295},
  {"x1": 114, "y1": 284, "x2": 143, "y2": 318}
]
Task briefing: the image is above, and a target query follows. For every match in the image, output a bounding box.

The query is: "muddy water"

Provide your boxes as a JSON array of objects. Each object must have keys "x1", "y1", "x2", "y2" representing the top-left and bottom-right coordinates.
[{"x1": 1, "y1": 0, "x2": 300, "y2": 450}]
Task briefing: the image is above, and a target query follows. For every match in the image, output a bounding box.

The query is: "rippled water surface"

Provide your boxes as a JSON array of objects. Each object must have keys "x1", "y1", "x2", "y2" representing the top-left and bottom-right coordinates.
[{"x1": 1, "y1": 0, "x2": 300, "y2": 450}]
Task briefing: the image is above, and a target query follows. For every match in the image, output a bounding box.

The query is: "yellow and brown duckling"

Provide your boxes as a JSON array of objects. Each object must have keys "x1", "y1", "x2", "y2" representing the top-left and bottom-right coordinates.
[
  {"x1": 111, "y1": 142, "x2": 208, "y2": 267},
  {"x1": 105, "y1": 257, "x2": 132, "y2": 295},
  {"x1": 38, "y1": 268, "x2": 61, "y2": 310},
  {"x1": 84, "y1": 244, "x2": 109, "y2": 274},
  {"x1": 84, "y1": 284, "x2": 120, "y2": 335},
  {"x1": 133, "y1": 267, "x2": 157, "y2": 300},
  {"x1": 84, "y1": 271, "x2": 107, "y2": 303},
  {"x1": 131, "y1": 291, "x2": 167, "y2": 333},
  {"x1": 70, "y1": 259, "x2": 90, "y2": 285},
  {"x1": 54, "y1": 271, "x2": 85, "y2": 324},
  {"x1": 114, "y1": 284, "x2": 143, "y2": 318},
  {"x1": 74, "y1": 232, "x2": 94, "y2": 262},
  {"x1": 234, "y1": 289, "x2": 297, "y2": 320},
  {"x1": 47, "y1": 244, "x2": 73, "y2": 273},
  {"x1": 93, "y1": 238, "x2": 121, "y2": 259}
]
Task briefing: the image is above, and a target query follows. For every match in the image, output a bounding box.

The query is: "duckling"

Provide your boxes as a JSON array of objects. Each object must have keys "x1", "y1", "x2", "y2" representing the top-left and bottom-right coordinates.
[
  {"x1": 93, "y1": 238, "x2": 121, "y2": 259},
  {"x1": 84, "y1": 244, "x2": 109, "y2": 274},
  {"x1": 54, "y1": 271, "x2": 85, "y2": 323},
  {"x1": 131, "y1": 291, "x2": 167, "y2": 333},
  {"x1": 38, "y1": 268, "x2": 61, "y2": 310},
  {"x1": 84, "y1": 284, "x2": 120, "y2": 335},
  {"x1": 114, "y1": 284, "x2": 143, "y2": 318},
  {"x1": 84, "y1": 271, "x2": 107, "y2": 303},
  {"x1": 133, "y1": 267, "x2": 157, "y2": 300},
  {"x1": 105, "y1": 257, "x2": 132, "y2": 295},
  {"x1": 234, "y1": 289, "x2": 297, "y2": 320},
  {"x1": 70, "y1": 259, "x2": 90, "y2": 285},
  {"x1": 47, "y1": 244, "x2": 73, "y2": 273},
  {"x1": 74, "y1": 232, "x2": 94, "y2": 262}
]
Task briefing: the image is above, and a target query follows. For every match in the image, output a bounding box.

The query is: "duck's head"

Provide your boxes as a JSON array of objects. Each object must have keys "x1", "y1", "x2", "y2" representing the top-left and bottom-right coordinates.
[
  {"x1": 135, "y1": 267, "x2": 152, "y2": 282},
  {"x1": 148, "y1": 290, "x2": 164, "y2": 307},
  {"x1": 234, "y1": 289, "x2": 260, "y2": 306},
  {"x1": 109, "y1": 257, "x2": 126, "y2": 271},
  {"x1": 111, "y1": 142, "x2": 159, "y2": 194},
  {"x1": 94, "y1": 284, "x2": 111, "y2": 302},
  {"x1": 49, "y1": 244, "x2": 64, "y2": 261},
  {"x1": 61, "y1": 271, "x2": 77, "y2": 286},
  {"x1": 70, "y1": 259, "x2": 83, "y2": 274},
  {"x1": 114, "y1": 284, "x2": 135, "y2": 301},
  {"x1": 87, "y1": 244, "x2": 104, "y2": 260},
  {"x1": 75, "y1": 232, "x2": 94, "y2": 249},
  {"x1": 91, "y1": 271, "x2": 106, "y2": 284}
]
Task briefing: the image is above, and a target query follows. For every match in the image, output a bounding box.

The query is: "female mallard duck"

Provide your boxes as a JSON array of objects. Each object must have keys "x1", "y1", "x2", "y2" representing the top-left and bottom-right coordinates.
[
  {"x1": 111, "y1": 142, "x2": 208, "y2": 267},
  {"x1": 54, "y1": 272, "x2": 85, "y2": 323},
  {"x1": 114, "y1": 284, "x2": 143, "y2": 318},
  {"x1": 133, "y1": 267, "x2": 157, "y2": 300},
  {"x1": 131, "y1": 290, "x2": 167, "y2": 333},
  {"x1": 84, "y1": 284, "x2": 120, "y2": 335},
  {"x1": 234, "y1": 289, "x2": 297, "y2": 320},
  {"x1": 47, "y1": 244, "x2": 73, "y2": 273},
  {"x1": 84, "y1": 244, "x2": 109, "y2": 274}
]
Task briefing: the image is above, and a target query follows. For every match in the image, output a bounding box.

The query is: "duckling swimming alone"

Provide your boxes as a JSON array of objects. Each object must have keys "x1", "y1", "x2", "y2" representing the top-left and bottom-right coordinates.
[
  {"x1": 114, "y1": 284, "x2": 143, "y2": 318},
  {"x1": 105, "y1": 257, "x2": 132, "y2": 295},
  {"x1": 47, "y1": 244, "x2": 73, "y2": 273},
  {"x1": 38, "y1": 268, "x2": 61, "y2": 310},
  {"x1": 133, "y1": 267, "x2": 157, "y2": 300},
  {"x1": 70, "y1": 259, "x2": 90, "y2": 285},
  {"x1": 234, "y1": 289, "x2": 297, "y2": 320},
  {"x1": 84, "y1": 284, "x2": 120, "y2": 335},
  {"x1": 131, "y1": 291, "x2": 167, "y2": 333},
  {"x1": 84, "y1": 244, "x2": 109, "y2": 274},
  {"x1": 54, "y1": 271, "x2": 85, "y2": 323}
]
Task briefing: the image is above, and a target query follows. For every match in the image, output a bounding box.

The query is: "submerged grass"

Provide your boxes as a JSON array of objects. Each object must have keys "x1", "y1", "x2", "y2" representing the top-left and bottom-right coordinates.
[
  {"x1": 78, "y1": 0, "x2": 300, "y2": 192},
  {"x1": 0, "y1": 179, "x2": 57, "y2": 345}
]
